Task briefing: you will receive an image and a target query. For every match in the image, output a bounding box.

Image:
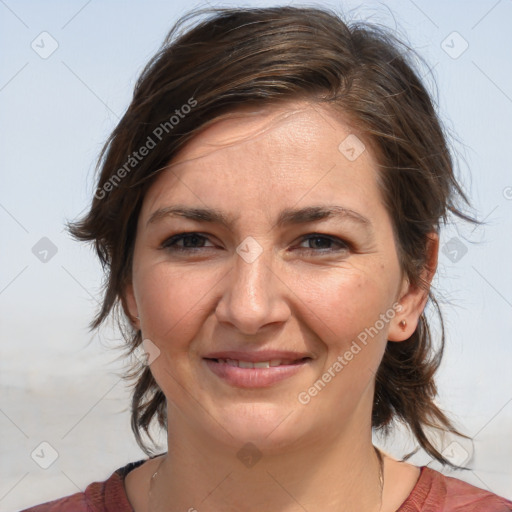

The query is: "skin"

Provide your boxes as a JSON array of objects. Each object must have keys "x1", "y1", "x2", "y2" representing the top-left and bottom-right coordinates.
[{"x1": 123, "y1": 101, "x2": 438, "y2": 512}]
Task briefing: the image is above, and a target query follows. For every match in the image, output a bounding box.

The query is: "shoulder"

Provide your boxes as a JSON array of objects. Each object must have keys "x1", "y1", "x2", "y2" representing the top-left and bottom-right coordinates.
[
  {"x1": 20, "y1": 459, "x2": 148, "y2": 512},
  {"x1": 398, "y1": 466, "x2": 512, "y2": 512}
]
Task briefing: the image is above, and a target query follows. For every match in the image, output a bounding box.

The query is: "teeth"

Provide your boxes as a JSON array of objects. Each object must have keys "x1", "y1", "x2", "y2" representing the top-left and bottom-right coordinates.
[
  {"x1": 215, "y1": 358, "x2": 301, "y2": 368},
  {"x1": 253, "y1": 361, "x2": 270, "y2": 368}
]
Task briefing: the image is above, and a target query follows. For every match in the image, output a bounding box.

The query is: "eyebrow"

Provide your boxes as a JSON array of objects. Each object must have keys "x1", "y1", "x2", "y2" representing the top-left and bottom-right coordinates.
[{"x1": 146, "y1": 204, "x2": 372, "y2": 230}]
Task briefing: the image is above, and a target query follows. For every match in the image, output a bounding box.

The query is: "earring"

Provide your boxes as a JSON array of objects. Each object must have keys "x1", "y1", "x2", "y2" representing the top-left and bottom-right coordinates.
[{"x1": 399, "y1": 319, "x2": 407, "y2": 330}]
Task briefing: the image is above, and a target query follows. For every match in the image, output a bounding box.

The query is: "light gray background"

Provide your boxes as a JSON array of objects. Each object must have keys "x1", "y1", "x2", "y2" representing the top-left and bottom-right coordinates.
[{"x1": 1, "y1": 0, "x2": 511, "y2": 510}]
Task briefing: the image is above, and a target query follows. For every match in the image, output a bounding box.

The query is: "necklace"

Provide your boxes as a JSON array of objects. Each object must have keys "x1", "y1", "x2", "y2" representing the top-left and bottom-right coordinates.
[
  {"x1": 148, "y1": 455, "x2": 165, "y2": 512},
  {"x1": 148, "y1": 446, "x2": 385, "y2": 512}
]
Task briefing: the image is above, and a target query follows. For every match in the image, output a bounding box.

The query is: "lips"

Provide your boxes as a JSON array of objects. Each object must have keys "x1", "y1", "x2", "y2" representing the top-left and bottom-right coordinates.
[
  {"x1": 213, "y1": 358, "x2": 308, "y2": 368},
  {"x1": 203, "y1": 350, "x2": 312, "y2": 363},
  {"x1": 203, "y1": 350, "x2": 313, "y2": 388}
]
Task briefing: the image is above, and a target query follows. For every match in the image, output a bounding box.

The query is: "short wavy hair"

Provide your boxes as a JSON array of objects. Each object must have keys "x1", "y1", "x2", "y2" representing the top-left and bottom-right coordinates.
[{"x1": 67, "y1": 5, "x2": 476, "y2": 464}]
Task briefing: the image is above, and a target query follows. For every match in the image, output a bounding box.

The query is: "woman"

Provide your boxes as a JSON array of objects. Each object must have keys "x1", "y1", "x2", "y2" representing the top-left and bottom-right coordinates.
[{"x1": 23, "y1": 6, "x2": 512, "y2": 512}]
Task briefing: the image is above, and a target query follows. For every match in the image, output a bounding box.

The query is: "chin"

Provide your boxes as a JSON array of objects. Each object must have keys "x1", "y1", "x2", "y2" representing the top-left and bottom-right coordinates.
[{"x1": 207, "y1": 401, "x2": 313, "y2": 452}]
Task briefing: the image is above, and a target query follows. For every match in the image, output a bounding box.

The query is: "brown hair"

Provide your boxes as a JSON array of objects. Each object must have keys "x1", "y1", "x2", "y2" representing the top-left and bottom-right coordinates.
[{"x1": 66, "y1": 6, "x2": 477, "y2": 465}]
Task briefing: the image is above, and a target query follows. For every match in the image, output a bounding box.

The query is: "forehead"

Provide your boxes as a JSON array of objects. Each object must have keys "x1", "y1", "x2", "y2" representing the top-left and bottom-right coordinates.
[
  {"x1": 168, "y1": 101, "x2": 372, "y2": 170},
  {"x1": 140, "y1": 101, "x2": 382, "y2": 221}
]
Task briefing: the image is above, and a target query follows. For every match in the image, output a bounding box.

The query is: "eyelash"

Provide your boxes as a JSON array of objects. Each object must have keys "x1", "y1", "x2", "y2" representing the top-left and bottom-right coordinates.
[{"x1": 159, "y1": 232, "x2": 350, "y2": 255}]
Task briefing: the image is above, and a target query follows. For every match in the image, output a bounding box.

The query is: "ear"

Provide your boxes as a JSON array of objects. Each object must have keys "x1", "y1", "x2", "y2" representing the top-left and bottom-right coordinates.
[
  {"x1": 121, "y1": 281, "x2": 140, "y2": 331},
  {"x1": 388, "y1": 232, "x2": 439, "y2": 342}
]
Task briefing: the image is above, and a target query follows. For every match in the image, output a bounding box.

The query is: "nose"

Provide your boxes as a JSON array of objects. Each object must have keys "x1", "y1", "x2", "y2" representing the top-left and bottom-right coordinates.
[{"x1": 214, "y1": 242, "x2": 290, "y2": 335}]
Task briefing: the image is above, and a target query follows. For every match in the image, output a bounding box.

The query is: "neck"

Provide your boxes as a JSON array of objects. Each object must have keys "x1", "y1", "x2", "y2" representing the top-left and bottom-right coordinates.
[{"x1": 148, "y1": 413, "x2": 384, "y2": 512}]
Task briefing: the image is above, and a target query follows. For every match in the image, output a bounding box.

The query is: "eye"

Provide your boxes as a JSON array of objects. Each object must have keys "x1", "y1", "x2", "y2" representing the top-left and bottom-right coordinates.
[
  {"x1": 296, "y1": 234, "x2": 350, "y2": 254},
  {"x1": 159, "y1": 232, "x2": 350, "y2": 255},
  {"x1": 160, "y1": 232, "x2": 216, "y2": 251}
]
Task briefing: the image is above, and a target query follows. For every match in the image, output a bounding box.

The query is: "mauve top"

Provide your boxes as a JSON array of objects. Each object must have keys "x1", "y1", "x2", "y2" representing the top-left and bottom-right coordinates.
[{"x1": 21, "y1": 457, "x2": 512, "y2": 512}]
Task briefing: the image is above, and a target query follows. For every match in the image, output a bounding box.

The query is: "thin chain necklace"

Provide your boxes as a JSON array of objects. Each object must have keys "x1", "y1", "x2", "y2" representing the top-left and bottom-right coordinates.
[{"x1": 148, "y1": 446, "x2": 385, "y2": 512}]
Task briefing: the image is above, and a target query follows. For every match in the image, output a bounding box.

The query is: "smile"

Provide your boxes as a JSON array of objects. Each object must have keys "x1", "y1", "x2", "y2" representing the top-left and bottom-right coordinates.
[
  {"x1": 203, "y1": 357, "x2": 312, "y2": 387},
  {"x1": 211, "y1": 357, "x2": 308, "y2": 368}
]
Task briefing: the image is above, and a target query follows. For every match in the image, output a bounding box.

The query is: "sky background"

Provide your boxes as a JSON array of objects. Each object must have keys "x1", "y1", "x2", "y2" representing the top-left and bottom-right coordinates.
[{"x1": 1, "y1": 0, "x2": 511, "y2": 509}]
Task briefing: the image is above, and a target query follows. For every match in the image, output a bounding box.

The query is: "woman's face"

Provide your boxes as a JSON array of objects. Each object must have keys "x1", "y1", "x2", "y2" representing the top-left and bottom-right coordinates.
[{"x1": 125, "y1": 102, "x2": 416, "y2": 451}]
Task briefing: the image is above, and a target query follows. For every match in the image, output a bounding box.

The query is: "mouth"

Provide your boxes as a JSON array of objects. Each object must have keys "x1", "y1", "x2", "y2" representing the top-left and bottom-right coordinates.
[
  {"x1": 203, "y1": 354, "x2": 312, "y2": 388},
  {"x1": 205, "y1": 357, "x2": 310, "y2": 368}
]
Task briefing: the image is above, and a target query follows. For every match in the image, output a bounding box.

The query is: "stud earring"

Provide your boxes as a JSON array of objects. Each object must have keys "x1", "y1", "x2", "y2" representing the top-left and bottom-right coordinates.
[{"x1": 399, "y1": 319, "x2": 407, "y2": 330}]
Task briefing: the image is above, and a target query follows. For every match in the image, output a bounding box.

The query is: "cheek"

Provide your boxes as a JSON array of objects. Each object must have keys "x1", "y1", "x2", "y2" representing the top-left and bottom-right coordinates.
[
  {"x1": 135, "y1": 264, "x2": 222, "y2": 351},
  {"x1": 293, "y1": 265, "x2": 394, "y2": 351}
]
